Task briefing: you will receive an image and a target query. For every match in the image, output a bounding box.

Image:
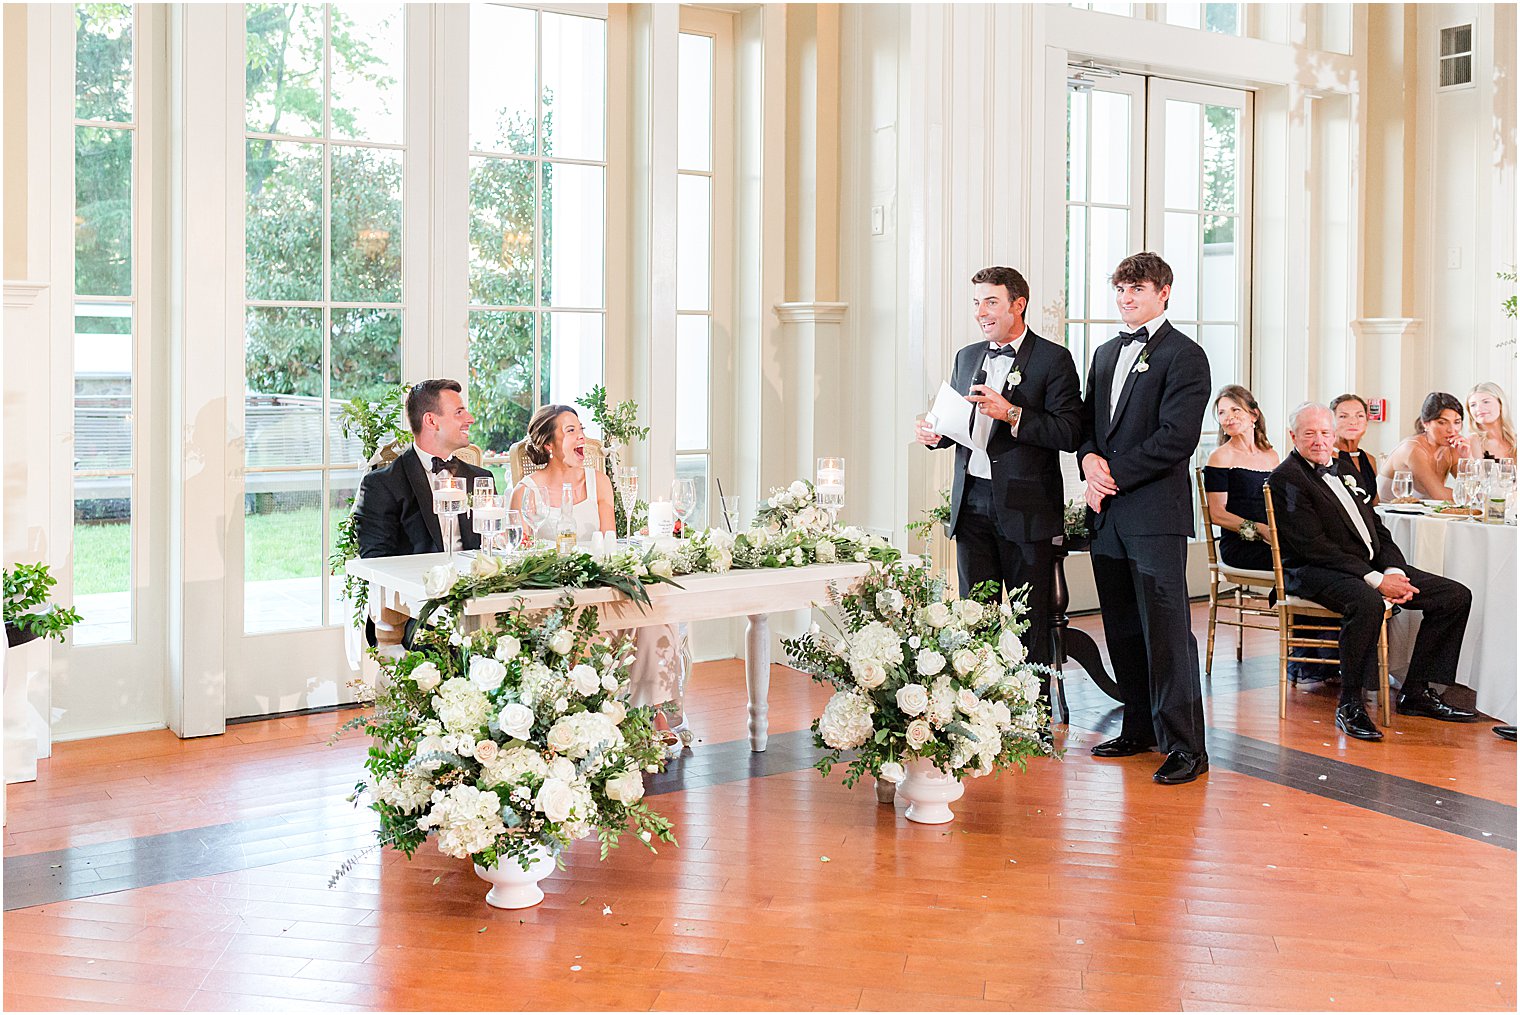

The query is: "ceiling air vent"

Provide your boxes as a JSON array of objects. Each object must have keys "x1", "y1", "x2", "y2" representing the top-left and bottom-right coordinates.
[{"x1": 1440, "y1": 24, "x2": 1473, "y2": 88}]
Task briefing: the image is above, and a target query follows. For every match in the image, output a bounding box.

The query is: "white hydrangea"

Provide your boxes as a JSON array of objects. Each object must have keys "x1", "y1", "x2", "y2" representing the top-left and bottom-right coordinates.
[
  {"x1": 546, "y1": 711, "x2": 624, "y2": 760},
  {"x1": 417, "y1": 784, "x2": 506, "y2": 859},
  {"x1": 817, "y1": 690, "x2": 875, "y2": 750},
  {"x1": 850, "y1": 621, "x2": 904, "y2": 669},
  {"x1": 373, "y1": 770, "x2": 433, "y2": 813},
  {"x1": 519, "y1": 661, "x2": 565, "y2": 709},
  {"x1": 927, "y1": 677, "x2": 956, "y2": 727},
  {"x1": 434, "y1": 677, "x2": 492, "y2": 736},
  {"x1": 480, "y1": 745, "x2": 550, "y2": 788}
]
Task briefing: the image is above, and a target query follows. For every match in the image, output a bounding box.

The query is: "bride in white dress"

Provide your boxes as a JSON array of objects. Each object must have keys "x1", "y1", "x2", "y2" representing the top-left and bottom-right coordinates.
[{"x1": 511, "y1": 405, "x2": 690, "y2": 754}]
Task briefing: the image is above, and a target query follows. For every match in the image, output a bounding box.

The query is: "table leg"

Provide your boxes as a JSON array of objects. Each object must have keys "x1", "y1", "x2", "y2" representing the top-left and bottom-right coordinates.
[{"x1": 746, "y1": 613, "x2": 771, "y2": 752}]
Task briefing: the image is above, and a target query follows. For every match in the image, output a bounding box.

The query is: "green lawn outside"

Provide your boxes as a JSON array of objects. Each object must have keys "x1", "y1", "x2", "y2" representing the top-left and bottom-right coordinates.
[{"x1": 74, "y1": 507, "x2": 350, "y2": 595}]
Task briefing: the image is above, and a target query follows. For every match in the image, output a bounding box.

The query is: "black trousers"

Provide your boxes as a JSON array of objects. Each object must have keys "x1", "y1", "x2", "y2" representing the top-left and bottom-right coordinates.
[
  {"x1": 954, "y1": 477, "x2": 1055, "y2": 666},
  {"x1": 1090, "y1": 525, "x2": 1205, "y2": 754},
  {"x1": 1305, "y1": 565, "x2": 1471, "y2": 706}
]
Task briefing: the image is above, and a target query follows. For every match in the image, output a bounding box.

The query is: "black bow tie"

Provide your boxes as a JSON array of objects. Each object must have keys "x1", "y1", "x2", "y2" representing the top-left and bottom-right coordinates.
[
  {"x1": 1118, "y1": 327, "x2": 1149, "y2": 345},
  {"x1": 987, "y1": 343, "x2": 1018, "y2": 359},
  {"x1": 1309, "y1": 459, "x2": 1334, "y2": 478},
  {"x1": 430, "y1": 456, "x2": 461, "y2": 476}
]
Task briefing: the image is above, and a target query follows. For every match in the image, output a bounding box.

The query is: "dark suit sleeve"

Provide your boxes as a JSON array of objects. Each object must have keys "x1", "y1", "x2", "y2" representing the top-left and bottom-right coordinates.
[
  {"x1": 1107, "y1": 342, "x2": 1211, "y2": 492},
  {"x1": 1076, "y1": 350, "x2": 1103, "y2": 472},
  {"x1": 1268, "y1": 471, "x2": 1384, "y2": 584},
  {"x1": 1011, "y1": 346, "x2": 1082, "y2": 452},
  {"x1": 354, "y1": 467, "x2": 404, "y2": 558}
]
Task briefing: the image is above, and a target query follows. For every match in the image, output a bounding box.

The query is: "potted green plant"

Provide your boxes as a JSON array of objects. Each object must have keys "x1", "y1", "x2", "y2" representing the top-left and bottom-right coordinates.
[{"x1": 4, "y1": 562, "x2": 82, "y2": 648}]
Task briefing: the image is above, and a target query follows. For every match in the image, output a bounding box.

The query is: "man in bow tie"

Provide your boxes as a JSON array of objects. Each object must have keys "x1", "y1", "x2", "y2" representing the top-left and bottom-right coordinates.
[
  {"x1": 1267, "y1": 403, "x2": 1475, "y2": 739},
  {"x1": 914, "y1": 266, "x2": 1082, "y2": 680},
  {"x1": 1078, "y1": 252, "x2": 1213, "y2": 785}
]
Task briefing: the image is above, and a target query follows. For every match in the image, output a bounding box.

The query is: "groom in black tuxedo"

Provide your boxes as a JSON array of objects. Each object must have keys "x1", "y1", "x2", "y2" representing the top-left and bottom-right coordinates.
[
  {"x1": 1078, "y1": 252, "x2": 1212, "y2": 785},
  {"x1": 914, "y1": 265, "x2": 1083, "y2": 670},
  {"x1": 1267, "y1": 403, "x2": 1475, "y2": 739}
]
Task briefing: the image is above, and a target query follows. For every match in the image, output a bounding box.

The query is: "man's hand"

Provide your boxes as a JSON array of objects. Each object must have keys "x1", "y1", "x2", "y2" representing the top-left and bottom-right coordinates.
[
  {"x1": 1082, "y1": 453, "x2": 1119, "y2": 496},
  {"x1": 1377, "y1": 572, "x2": 1419, "y2": 604},
  {"x1": 966, "y1": 384, "x2": 1015, "y2": 422},
  {"x1": 914, "y1": 418, "x2": 942, "y2": 447},
  {"x1": 1084, "y1": 483, "x2": 1107, "y2": 513}
]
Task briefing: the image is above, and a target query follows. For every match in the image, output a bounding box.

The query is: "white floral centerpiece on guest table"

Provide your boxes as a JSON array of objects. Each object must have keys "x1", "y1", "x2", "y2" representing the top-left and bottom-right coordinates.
[
  {"x1": 333, "y1": 595, "x2": 676, "y2": 907},
  {"x1": 783, "y1": 561, "x2": 1058, "y2": 823}
]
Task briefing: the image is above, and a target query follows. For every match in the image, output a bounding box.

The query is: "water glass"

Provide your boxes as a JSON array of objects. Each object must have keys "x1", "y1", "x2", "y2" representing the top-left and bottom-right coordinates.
[
  {"x1": 671, "y1": 477, "x2": 699, "y2": 534},
  {"x1": 472, "y1": 493, "x2": 506, "y2": 549},
  {"x1": 718, "y1": 495, "x2": 742, "y2": 532},
  {"x1": 1392, "y1": 470, "x2": 1414, "y2": 501},
  {"x1": 816, "y1": 457, "x2": 845, "y2": 519},
  {"x1": 503, "y1": 509, "x2": 525, "y2": 552}
]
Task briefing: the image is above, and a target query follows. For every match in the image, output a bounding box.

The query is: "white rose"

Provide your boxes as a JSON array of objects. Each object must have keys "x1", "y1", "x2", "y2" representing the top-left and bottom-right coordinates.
[
  {"x1": 789, "y1": 480, "x2": 809, "y2": 499},
  {"x1": 954, "y1": 599, "x2": 985, "y2": 626},
  {"x1": 952, "y1": 648, "x2": 979, "y2": 676},
  {"x1": 549, "y1": 629, "x2": 575, "y2": 655},
  {"x1": 851, "y1": 660, "x2": 887, "y2": 689},
  {"x1": 495, "y1": 635, "x2": 522, "y2": 662},
  {"x1": 815, "y1": 540, "x2": 837, "y2": 563},
  {"x1": 468, "y1": 656, "x2": 507, "y2": 693},
  {"x1": 896, "y1": 683, "x2": 929, "y2": 717},
  {"x1": 497, "y1": 702, "x2": 534, "y2": 740},
  {"x1": 473, "y1": 740, "x2": 499, "y2": 765},
  {"x1": 745, "y1": 526, "x2": 770, "y2": 547},
  {"x1": 422, "y1": 564, "x2": 458, "y2": 598},
  {"x1": 998, "y1": 628, "x2": 1027, "y2": 664},
  {"x1": 534, "y1": 777, "x2": 575, "y2": 823},
  {"x1": 767, "y1": 494, "x2": 781, "y2": 509},
  {"x1": 905, "y1": 718, "x2": 934, "y2": 750},
  {"x1": 548, "y1": 757, "x2": 577, "y2": 783},
  {"x1": 915, "y1": 650, "x2": 945, "y2": 677},
  {"x1": 545, "y1": 719, "x2": 579, "y2": 755},
  {"x1": 600, "y1": 699, "x2": 627, "y2": 724},
  {"x1": 878, "y1": 761, "x2": 906, "y2": 785},
  {"x1": 568, "y1": 663, "x2": 601, "y2": 696},
  {"x1": 471, "y1": 553, "x2": 502, "y2": 578},
  {"x1": 924, "y1": 602, "x2": 952, "y2": 628},
  {"x1": 411, "y1": 661, "x2": 442, "y2": 693},
  {"x1": 601, "y1": 672, "x2": 620, "y2": 692},
  {"x1": 957, "y1": 688, "x2": 980, "y2": 714},
  {"x1": 649, "y1": 558, "x2": 674, "y2": 579},
  {"x1": 605, "y1": 769, "x2": 646, "y2": 805}
]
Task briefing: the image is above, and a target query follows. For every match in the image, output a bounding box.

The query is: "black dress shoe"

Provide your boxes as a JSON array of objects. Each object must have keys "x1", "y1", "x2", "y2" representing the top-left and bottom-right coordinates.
[
  {"x1": 1396, "y1": 686, "x2": 1479, "y2": 722},
  {"x1": 1153, "y1": 750, "x2": 1208, "y2": 785},
  {"x1": 1494, "y1": 725, "x2": 1517, "y2": 742},
  {"x1": 1334, "y1": 702, "x2": 1384, "y2": 741},
  {"x1": 1091, "y1": 735, "x2": 1156, "y2": 758}
]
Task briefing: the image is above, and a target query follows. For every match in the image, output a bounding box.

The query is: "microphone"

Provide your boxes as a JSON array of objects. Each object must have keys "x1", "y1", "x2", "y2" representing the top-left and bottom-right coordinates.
[{"x1": 968, "y1": 367, "x2": 987, "y2": 432}]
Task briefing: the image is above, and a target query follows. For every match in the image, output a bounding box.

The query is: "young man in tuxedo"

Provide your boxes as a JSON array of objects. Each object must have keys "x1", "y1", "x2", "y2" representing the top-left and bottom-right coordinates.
[
  {"x1": 1078, "y1": 252, "x2": 1212, "y2": 785},
  {"x1": 914, "y1": 265, "x2": 1083, "y2": 675},
  {"x1": 1267, "y1": 403, "x2": 1475, "y2": 740}
]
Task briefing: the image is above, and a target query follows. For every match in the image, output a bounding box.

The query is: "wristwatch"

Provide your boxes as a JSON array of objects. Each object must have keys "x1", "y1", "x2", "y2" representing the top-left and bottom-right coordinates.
[{"x1": 1006, "y1": 405, "x2": 1021, "y2": 424}]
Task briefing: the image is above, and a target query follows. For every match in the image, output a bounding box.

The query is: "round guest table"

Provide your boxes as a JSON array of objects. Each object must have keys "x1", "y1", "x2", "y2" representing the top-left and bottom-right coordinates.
[{"x1": 1376, "y1": 509, "x2": 1517, "y2": 723}]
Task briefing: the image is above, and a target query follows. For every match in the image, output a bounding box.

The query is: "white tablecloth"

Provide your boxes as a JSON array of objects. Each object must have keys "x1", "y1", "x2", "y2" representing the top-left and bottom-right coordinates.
[{"x1": 1377, "y1": 510, "x2": 1517, "y2": 723}]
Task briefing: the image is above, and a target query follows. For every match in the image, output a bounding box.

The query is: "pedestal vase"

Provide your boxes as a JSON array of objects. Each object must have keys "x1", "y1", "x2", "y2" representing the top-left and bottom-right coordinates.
[
  {"x1": 899, "y1": 757, "x2": 964, "y2": 824},
  {"x1": 474, "y1": 846, "x2": 557, "y2": 909}
]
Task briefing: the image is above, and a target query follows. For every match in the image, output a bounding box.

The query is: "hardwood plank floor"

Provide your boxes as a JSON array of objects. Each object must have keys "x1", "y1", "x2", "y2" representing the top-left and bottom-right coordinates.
[{"x1": 5, "y1": 605, "x2": 1515, "y2": 1011}]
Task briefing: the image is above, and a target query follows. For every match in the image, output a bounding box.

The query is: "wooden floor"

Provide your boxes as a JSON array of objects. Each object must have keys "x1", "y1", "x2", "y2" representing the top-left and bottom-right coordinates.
[{"x1": 4, "y1": 607, "x2": 1516, "y2": 1012}]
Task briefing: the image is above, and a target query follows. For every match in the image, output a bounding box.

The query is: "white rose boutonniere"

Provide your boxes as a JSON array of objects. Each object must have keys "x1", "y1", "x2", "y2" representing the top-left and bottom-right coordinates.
[
  {"x1": 1134, "y1": 350, "x2": 1151, "y2": 374},
  {"x1": 422, "y1": 564, "x2": 459, "y2": 599},
  {"x1": 1009, "y1": 368, "x2": 1022, "y2": 387}
]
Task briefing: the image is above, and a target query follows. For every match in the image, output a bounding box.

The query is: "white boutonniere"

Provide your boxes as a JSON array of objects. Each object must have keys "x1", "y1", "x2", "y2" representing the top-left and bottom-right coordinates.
[
  {"x1": 1009, "y1": 368, "x2": 1022, "y2": 386},
  {"x1": 1342, "y1": 474, "x2": 1367, "y2": 500},
  {"x1": 1134, "y1": 351, "x2": 1151, "y2": 374}
]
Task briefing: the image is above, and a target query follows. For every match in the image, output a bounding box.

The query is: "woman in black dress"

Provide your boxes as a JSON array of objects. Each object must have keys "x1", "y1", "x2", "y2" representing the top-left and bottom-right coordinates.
[
  {"x1": 1331, "y1": 393, "x2": 1378, "y2": 505},
  {"x1": 1202, "y1": 385, "x2": 1280, "y2": 572}
]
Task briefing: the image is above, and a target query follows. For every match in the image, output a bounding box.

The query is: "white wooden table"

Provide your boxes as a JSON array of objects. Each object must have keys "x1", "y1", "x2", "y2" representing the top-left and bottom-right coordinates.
[{"x1": 346, "y1": 553, "x2": 873, "y2": 751}]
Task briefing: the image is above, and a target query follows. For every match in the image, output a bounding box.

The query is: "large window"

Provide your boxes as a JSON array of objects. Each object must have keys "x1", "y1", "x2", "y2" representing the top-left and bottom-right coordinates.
[
  {"x1": 675, "y1": 30, "x2": 715, "y2": 529},
  {"x1": 243, "y1": 3, "x2": 404, "y2": 633},
  {"x1": 72, "y1": 3, "x2": 137, "y2": 646},
  {"x1": 467, "y1": 5, "x2": 607, "y2": 459}
]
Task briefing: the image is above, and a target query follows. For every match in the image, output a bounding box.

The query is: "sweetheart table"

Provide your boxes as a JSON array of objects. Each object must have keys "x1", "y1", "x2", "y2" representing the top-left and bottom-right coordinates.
[{"x1": 347, "y1": 552, "x2": 873, "y2": 751}]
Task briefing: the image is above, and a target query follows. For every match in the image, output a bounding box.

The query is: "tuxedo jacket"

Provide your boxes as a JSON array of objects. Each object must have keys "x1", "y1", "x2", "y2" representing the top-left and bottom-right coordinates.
[
  {"x1": 1266, "y1": 450, "x2": 1407, "y2": 598},
  {"x1": 934, "y1": 330, "x2": 1083, "y2": 543},
  {"x1": 353, "y1": 445, "x2": 494, "y2": 558},
  {"x1": 1077, "y1": 321, "x2": 1211, "y2": 537}
]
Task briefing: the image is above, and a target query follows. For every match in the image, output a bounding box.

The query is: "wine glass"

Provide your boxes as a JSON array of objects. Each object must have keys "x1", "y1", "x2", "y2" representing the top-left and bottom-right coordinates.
[
  {"x1": 671, "y1": 477, "x2": 698, "y2": 536},
  {"x1": 430, "y1": 474, "x2": 467, "y2": 553},
  {"x1": 472, "y1": 493, "x2": 506, "y2": 552},
  {"x1": 616, "y1": 465, "x2": 639, "y2": 538},
  {"x1": 816, "y1": 457, "x2": 845, "y2": 522},
  {"x1": 514, "y1": 481, "x2": 547, "y2": 545},
  {"x1": 503, "y1": 508, "x2": 525, "y2": 553},
  {"x1": 1392, "y1": 470, "x2": 1414, "y2": 502}
]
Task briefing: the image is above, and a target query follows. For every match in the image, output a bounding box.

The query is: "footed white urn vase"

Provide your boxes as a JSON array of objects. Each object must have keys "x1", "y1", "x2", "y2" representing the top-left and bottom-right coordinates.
[
  {"x1": 474, "y1": 846, "x2": 556, "y2": 909},
  {"x1": 899, "y1": 757, "x2": 964, "y2": 824}
]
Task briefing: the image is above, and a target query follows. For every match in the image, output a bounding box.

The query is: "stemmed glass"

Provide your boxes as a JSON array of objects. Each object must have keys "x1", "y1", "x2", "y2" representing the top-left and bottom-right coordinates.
[
  {"x1": 816, "y1": 457, "x2": 845, "y2": 522},
  {"x1": 472, "y1": 493, "x2": 506, "y2": 553},
  {"x1": 671, "y1": 477, "x2": 698, "y2": 536},
  {"x1": 1392, "y1": 470, "x2": 1414, "y2": 502},
  {"x1": 514, "y1": 481, "x2": 547, "y2": 546},
  {"x1": 430, "y1": 474, "x2": 467, "y2": 553},
  {"x1": 503, "y1": 508, "x2": 525, "y2": 554},
  {"x1": 1457, "y1": 459, "x2": 1483, "y2": 513},
  {"x1": 616, "y1": 466, "x2": 639, "y2": 539}
]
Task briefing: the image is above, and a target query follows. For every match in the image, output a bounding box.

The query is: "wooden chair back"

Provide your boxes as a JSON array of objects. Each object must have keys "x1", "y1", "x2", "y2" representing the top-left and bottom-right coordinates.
[{"x1": 507, "y1": 438, "x2": 605, "y2": 485}]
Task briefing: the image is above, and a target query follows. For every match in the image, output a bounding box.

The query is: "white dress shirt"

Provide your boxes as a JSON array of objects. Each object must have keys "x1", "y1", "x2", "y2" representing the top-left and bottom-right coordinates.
[
  {"x1": 416, "y1": 447, "x2": 467, "y2": 551},
  {"x1": 1317, "y1": 465, "x2": 1403, "y2": 589},
  {"x1": 968, "y1": 328, "x2": 1027, "y2": 480},
  {"x1": 1109, "y1": 314, "x2": 1167, "y2": 416}
]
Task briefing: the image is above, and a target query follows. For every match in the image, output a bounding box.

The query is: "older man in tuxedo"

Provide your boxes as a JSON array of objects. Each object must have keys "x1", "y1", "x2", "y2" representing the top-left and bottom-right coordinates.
[
  {"x1": 914, "y1": 266, "x2": 1083, "y2": 677},
  {"x1": 1267, "y1": 402, "x2": 1476, "y2": 740}
]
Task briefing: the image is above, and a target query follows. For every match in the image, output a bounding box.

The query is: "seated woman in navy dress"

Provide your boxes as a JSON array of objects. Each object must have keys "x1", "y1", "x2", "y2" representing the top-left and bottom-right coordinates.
[{"x1": 1203, "y1": 385, "x2": 1280, "y2": 572}]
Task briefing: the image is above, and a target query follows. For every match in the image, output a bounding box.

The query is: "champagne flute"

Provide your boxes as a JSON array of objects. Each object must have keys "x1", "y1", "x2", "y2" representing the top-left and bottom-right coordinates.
[
  {"x1": 671, "y1": 477, "x2": 698, "y2": 535},
  {"x1": 616, "y1": 465, "x2": 639, "y2": 538},
  {"x1": 1392, "y1": 470, "x2": 1414, "y2": 502},
  {"x1": 431, "y1": 474, "x2": 468, "y2": 553}
]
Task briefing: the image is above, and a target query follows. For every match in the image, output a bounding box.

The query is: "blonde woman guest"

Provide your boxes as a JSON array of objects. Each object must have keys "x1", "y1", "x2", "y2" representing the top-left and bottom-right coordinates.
[
  {"x1": 512, "y1": 404, "x2": 691, "y2": 756},
  {"x1": 1331, "y1": 394, "x2": 1378, "y2": 505},
  {"x1": 1377, "y1": 392, "x2": 1472, "y2": 502},
  {"x1": 1467, "y1": 382, "x2": 1518, "y2": 462},
  {"x1": 1202, "y1": 385, "x2": 1279, "y2": 571}
]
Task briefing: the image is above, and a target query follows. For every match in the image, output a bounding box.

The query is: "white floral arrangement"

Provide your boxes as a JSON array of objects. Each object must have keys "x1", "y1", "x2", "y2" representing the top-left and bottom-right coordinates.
[
  {"x1": 783, "y1": 562, "x2": 1057, "y2": 787},
  {"x1": 754, "y1": 479, "x2": 832, "y2": 534},
  {"x1": 335, "y1": 596, "x2": 676, "y2": 881}
]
